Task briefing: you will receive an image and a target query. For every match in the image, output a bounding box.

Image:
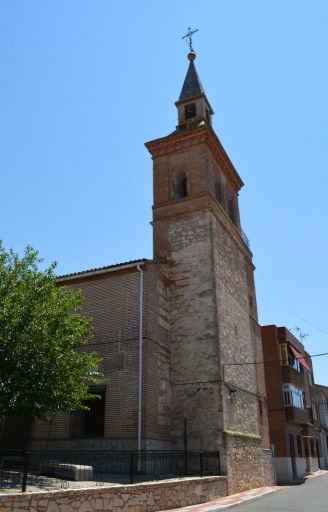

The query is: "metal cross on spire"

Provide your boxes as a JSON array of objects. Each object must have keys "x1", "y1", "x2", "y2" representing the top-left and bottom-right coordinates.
[{"x1": 182, "y1": 27, "x2": 199, "y2": 52}]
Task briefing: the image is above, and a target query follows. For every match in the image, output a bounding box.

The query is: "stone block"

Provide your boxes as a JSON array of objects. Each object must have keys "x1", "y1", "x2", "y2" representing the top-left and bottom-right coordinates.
[
  {"x1": 48, "y1": 501, "x2": 60, "y2": 512},
  {"x1": 94, "y1": 499, "x2": 104, "y2": 510},
  {"x1": 54, "y1": 464, "x2": 93, "y2": 481},
  {"x1": 60, "y1": 505, "x2": 75, "y2": 512},
  {"x1": 79, "y1": 501, "x2": 92, "y2": 512}
]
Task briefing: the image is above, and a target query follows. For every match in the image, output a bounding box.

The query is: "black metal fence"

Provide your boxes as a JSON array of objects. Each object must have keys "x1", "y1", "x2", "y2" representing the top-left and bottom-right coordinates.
[{"x1": 0, "y1": 449, "x2": 221, "y2": 493}]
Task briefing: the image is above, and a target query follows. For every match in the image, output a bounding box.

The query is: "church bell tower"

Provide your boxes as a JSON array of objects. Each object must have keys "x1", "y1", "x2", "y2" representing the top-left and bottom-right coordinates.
[
  {"x1": 175, "y1": 51, "x2": 213, "y2": 129},
  {"x1": 145, "y1": 48, "x2": 273, "y2": 492},
  {"x1": 146, "y1": 50, "x2": 243, "y2": 260}
]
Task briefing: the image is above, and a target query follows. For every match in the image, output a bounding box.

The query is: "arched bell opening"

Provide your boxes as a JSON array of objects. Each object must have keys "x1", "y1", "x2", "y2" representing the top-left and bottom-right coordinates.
[{"x1": 174, "y1": 172, "x2": 188, "y2": 200}]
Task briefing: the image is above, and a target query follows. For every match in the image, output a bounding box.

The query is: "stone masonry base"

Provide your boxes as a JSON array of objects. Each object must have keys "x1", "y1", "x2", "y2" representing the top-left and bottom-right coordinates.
[
  {"x1": 225, "y1": 433, "x2": 274, "y2": 494},
  {"x1": 0, "y1": 476, "x2": 228, "y2": 512}
]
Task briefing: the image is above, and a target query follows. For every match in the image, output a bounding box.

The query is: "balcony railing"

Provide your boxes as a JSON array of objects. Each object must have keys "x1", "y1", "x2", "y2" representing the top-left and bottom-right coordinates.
[
  {"x1": 301, "y1": 424, "x2": 315, "y2": 437},
  {"x1": 241, "y1": 228, "x2": 250, "y2": 249},
  {"x1": 281, "y1": 366, "x2": 306, "y2": 388},
  {"x1": 285, "y1": 406, "x2": 311, "y2": 425}
]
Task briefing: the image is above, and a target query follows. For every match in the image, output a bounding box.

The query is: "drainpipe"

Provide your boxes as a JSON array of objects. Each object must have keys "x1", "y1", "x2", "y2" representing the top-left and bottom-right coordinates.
[{"x1": 137, "y1": 264, "x2": 144, "y2": 452}]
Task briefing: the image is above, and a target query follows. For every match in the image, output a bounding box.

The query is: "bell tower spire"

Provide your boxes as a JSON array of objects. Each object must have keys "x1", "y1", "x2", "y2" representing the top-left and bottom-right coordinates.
[{"x1": 175, "y1": 51, "x2": 214, "y2": 129}]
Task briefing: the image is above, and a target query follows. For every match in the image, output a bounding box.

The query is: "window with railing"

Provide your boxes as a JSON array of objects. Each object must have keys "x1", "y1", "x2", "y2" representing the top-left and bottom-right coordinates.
[
  {"x1": 282, "y1": 384, "x2": 305, "y2": 409},
  {"x1": 279, "y1": 343, "x2": 304, "y2": 373},
  {"x1": 288, "y1": 348, "x2": 303, "y2": 373}
]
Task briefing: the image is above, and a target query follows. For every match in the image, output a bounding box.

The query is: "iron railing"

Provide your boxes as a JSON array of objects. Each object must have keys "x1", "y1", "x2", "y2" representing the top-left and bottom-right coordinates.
[
  {"x1": 0, "y1": 449, "x2": 221, "y2": 493},
  {"x1": 241, "y1": 228, "x2": 250, "y2": 249}
]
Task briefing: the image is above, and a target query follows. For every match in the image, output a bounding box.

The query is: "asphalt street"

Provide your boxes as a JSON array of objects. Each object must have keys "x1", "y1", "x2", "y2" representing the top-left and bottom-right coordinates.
[{"x1": 222, "y1": 475, "x2": 328, "y2": 512}]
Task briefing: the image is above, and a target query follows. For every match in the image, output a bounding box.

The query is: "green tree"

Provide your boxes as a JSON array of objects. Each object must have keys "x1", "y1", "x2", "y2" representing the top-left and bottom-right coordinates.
[{"x1": 0, "y1": 242, "x2": 103, "y2": 420}]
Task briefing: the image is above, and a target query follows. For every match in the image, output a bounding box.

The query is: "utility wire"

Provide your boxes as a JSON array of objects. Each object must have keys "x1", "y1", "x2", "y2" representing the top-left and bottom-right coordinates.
[
  {"x1": 78, "y1": 336, "x2": 328, "y2": 368},
  {"x1": 256, "y1": 267, "x2": 328, "y2": 335},
  {"x1": 223, "y1": 351, "x2": 328, "y2": 367}
]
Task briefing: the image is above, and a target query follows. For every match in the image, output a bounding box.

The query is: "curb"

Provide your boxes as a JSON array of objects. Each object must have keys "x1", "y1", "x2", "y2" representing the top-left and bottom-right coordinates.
[
  {"x1": 195, "y1": 487, "x2": 286, "y2": 511},
  {"x1": 290, "y1": 469, "x2": 328, "y2": 486},
  {"x1": 160, "y1": 486, "x2": 285, "y2": 512}
]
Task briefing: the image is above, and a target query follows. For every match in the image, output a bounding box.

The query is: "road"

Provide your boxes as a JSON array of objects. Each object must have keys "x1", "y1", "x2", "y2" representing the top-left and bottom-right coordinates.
[{"x1": 223, "y1": 474, "x2": 328, "y2": 511}]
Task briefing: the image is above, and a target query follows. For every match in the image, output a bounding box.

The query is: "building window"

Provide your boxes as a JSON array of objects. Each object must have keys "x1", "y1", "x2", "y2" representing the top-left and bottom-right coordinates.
[
  {"x1": 282, "y1": 384, "x2": 305, "y2": 409},
  {"x1": 297, "y1": 436, "x2": 303, "y2": 457},
  {"x1": 288, "y1": 347, "x2": 303, "y2": 373},
  {"x1": 279, "y1": 343, "x2": 288, "y2": 366},
  {"x1": 280, "y1": 344, "x2": 305, "y2": 373},
  {"x1": 283, "y1": 385, "x2": 292, "y2": 406},
  {"x1": 184, "y1": 102, "x2": 196, "y2": 119},
  {"x1": 71, "y1": 387, "x2": 106, "y2": 438},
  {"x1": 175, "y1": 173, "x2": 188, "y2": 199}
]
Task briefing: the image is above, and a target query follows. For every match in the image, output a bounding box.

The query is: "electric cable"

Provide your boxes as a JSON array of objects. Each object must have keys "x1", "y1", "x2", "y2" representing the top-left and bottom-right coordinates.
[
  {"x1": 222, "y1": 351, "x2": 328, "y2": 367},
  {"x1": 222, "y1": 352, "x2": 328, "y2": 366},
  {"x1": 256, "y1": 267, "x2": 328, "y2": 335}
]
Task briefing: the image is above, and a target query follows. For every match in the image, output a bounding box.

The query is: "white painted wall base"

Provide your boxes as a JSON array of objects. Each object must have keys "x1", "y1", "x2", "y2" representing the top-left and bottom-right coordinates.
[{"x1": 275, "y1": 456, "x2": 309, "y2": 483}]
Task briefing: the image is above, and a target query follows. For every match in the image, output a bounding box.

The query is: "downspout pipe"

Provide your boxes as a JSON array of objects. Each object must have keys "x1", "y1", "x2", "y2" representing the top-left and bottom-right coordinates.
[{"x1": 137, "y1": 264, "x2": 144, "y2": 452}]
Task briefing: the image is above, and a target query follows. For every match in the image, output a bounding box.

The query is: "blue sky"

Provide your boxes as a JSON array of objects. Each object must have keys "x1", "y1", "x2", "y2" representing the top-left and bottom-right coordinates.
[{"x1": 1, "y1": 1, "x2": 328, "y2": 383}]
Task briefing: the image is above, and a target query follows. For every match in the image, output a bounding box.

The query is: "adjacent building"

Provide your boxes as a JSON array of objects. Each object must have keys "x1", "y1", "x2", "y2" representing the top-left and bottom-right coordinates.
[
  {"x1": 315, "y1": 384, "x2": 328, "y2": 469},
  {"x1": 261, "y1": 325, "x2": 321, "y2": 483}
]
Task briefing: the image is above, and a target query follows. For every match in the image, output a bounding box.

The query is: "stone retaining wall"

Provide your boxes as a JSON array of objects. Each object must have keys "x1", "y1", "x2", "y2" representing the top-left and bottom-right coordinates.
[{"x1": 0, "y1": 476, "x2": 228, "y2": 512}]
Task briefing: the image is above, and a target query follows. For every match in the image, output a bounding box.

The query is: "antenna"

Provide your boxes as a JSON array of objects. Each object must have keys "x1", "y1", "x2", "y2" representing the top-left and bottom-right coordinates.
[{"x1": 290, "y1": 326, "x2": 309, "y2": 344}]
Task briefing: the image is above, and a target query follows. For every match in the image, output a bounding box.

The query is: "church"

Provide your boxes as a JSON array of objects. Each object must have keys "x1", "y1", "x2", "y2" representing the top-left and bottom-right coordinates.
[{"x1": 30, "y1": 48, "x2": 274, "y2": 492}]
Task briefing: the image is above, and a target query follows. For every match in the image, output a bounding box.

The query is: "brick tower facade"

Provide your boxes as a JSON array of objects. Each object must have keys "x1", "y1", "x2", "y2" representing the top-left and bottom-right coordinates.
[{"x1": 146, "y1": 51, "x2": 273, "y2": 491}]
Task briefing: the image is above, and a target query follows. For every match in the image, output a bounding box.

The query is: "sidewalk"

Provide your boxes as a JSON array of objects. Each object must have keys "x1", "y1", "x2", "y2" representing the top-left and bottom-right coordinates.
[
  {"x1": 161, "y1": 486, "x2": 283, "y2": 512},
  {"x1": 161, "y1": 470, "x2": 328, "y2": 512},
  {"x1": 290, "y1": 468, "x2": 328, "y2": 485}
]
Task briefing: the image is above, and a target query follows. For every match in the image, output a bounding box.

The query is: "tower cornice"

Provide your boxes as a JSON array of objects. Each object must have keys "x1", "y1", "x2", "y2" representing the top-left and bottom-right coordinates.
[{"x1": 145, "y1": 124, "x2": 244, "y2": 192}]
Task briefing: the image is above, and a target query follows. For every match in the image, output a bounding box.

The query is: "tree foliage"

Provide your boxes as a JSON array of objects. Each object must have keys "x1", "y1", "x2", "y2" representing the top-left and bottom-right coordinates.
[{"x1": 0, "y1": 242, "x2": 103, "y2": 420}]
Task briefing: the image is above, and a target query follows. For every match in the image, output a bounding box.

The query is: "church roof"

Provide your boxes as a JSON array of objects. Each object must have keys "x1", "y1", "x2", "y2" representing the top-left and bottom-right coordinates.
[
  {"x1": 57, "y1": 259, "x2": 149, "y2": 281},
  {"x1": 179, "y1": 60, "x2": 204, "y2": 101}
]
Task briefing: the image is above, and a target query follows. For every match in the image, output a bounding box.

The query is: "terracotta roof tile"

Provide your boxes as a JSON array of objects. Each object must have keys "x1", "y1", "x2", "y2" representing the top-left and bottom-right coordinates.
[{"x1": 57, "y1": 258, "x2": 148, "y2": 280}]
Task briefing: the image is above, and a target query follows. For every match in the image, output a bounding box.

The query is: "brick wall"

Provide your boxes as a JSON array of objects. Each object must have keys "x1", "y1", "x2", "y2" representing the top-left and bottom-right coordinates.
[
  {"x1": 32, "y1": 263, "x2": 171, "y2": 449},
  {"x1": 261, "y1": 326, "x2": 287, "y2": 458}
]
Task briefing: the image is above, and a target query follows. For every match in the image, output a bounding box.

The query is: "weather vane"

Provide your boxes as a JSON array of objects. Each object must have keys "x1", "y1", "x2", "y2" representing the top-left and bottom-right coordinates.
[{"x1": 182, "y1": 27, "x2": 199, "y2": 52}]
